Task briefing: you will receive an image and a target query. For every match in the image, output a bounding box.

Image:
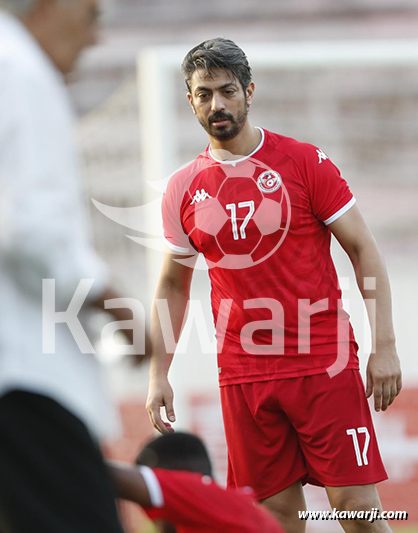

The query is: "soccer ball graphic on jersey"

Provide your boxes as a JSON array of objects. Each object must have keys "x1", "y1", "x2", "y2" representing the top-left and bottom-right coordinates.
[
  {"x1": 91, "y1": 155, "x2": 292, "y2": 271},
  {"x1": 184, "y1": 157, "x2": 291, "y2": 270}
]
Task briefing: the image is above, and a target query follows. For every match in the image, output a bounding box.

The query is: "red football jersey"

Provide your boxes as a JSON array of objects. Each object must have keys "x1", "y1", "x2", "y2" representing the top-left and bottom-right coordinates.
[
  {"x1": 162, "y1": 128, "x2": 359, "y2": 385},
  {"x1": 143, "y1": 468, "x2": 283, "y2": 533}
]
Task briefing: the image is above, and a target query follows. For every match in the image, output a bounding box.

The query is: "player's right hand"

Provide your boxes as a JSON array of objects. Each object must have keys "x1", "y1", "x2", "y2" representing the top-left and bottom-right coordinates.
[{"x1": 146, "y1": 376, "x2": 176, "y2": 434}]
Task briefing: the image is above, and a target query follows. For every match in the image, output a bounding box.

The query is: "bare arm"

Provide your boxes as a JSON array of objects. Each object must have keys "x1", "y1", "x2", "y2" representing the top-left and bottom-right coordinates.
[
  {"x1": 329, "y1": 204, "x2": 402, "y2": 411},
  {"x1": 108, "y1": 463, "x2": 152, "y2": 507},
  {"x1": 146, "y1": 252, "x2": 196, "y2": 433}
]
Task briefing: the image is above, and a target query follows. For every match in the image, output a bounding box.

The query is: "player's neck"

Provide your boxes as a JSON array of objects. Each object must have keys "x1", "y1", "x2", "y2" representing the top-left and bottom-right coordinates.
[{"x1": 209, "y1": 123, "x2": 261, "y2": 161}]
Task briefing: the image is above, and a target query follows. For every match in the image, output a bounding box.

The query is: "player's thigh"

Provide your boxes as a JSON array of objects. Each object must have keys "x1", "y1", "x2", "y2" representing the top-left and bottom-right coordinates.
[
  {"x1": 280, "y1": 370, "x2": 387, "y2": 487},
  {"x1": 326, "y1": 483, "x2": 384, "y2": 513},
  {"x1": 260, "y1": 480, "x2": 307, "y2": 533},
  {"x1": 326, "y1": 485, "x2": 392, "y2": 532},
  {"x1": 0, "y1": 390, "x2": 123, "y2": 533},
  {"x1": 220, "y1": 382, "x2": 307, "y2": 500}
]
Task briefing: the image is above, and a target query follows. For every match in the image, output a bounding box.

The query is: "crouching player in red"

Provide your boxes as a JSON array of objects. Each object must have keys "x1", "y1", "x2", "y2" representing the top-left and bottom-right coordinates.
[{"x1": 109, "y1": 432, "x2": 283, "y2": 532}]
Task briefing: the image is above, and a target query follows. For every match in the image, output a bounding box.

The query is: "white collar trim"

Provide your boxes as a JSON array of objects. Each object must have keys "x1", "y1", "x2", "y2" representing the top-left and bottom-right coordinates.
[{"x1": 208, "y1": 127, "x2": 265, "y2": 165}]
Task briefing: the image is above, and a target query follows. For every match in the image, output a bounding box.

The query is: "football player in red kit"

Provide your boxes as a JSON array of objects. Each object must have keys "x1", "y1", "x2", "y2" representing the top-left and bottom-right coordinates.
[
  {"x1": 146, "y1": 38, "x2": 402, "y2": 532},
  {"x1": 109, "y1": 433, "x2": 283, "y2": 533}
]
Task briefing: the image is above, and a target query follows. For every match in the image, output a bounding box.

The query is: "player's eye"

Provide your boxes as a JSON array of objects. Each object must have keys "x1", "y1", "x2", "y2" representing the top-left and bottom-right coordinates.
[
  {"x1": 224, "y1": 90, "x2": 235, "y2": 95},
  {"x1": 198, "y1": 93, "x2": 208, "y2": 99}
]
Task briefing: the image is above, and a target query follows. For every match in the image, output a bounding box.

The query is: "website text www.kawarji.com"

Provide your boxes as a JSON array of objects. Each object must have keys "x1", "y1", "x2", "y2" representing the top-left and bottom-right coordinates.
[{"x1": 299, "y1": 508, "x2": 408, "y2": 523}]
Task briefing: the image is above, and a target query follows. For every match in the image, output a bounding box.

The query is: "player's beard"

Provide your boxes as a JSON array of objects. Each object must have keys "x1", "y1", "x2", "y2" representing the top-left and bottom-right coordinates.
[{"x1": 198, "y1": 101, "x2": 249, "y2": 141}]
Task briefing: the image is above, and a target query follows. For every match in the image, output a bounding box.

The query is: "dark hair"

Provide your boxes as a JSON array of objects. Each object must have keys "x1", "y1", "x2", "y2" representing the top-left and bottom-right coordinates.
[
  {"x1": 136, "y1": 432, "x2": 213, "y2": 477},
  {"x1": 181, "y1": 38, "x2": 252, "y2": 93}
]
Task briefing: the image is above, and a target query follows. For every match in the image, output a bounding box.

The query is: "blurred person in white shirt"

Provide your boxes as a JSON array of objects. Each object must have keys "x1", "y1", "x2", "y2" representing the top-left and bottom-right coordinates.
[{"x1": 0, "y1": 1, "x2": 148, "y2": 531}]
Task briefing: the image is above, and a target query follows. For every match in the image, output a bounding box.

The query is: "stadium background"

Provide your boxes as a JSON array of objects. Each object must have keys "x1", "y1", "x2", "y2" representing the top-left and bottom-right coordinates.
[{"x1": 70, "y1": 1, "x2": 418, "y2": 530}]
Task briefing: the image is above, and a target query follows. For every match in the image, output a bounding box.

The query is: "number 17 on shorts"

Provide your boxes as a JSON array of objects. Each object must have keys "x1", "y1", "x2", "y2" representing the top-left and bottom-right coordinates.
[{"x1": 346, "y1": 427, "x2": 370, "y2": 467}]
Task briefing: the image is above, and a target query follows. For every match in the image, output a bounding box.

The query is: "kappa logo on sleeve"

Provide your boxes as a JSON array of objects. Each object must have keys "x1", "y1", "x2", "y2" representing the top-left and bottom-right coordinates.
[{"x1": 316, "y1": 149, "x2": 329, "y2": 164}]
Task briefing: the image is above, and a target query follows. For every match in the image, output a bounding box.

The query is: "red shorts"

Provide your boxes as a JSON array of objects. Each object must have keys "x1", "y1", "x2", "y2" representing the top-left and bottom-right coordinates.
[{"x1": 220, "y1": 369, "x2": 387, "y2": 500}]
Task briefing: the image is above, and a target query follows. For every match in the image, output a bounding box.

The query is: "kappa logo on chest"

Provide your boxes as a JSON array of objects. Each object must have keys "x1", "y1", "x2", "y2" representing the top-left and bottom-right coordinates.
[{"x1": 190, "y1": 189, "x2": 212, "y2": 205}]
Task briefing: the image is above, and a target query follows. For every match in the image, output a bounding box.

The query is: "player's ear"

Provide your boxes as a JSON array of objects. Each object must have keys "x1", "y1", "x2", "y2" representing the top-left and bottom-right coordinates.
[
  {"x1": 187, "y1": 92, "x2": 197, "y2": 115},
  {"x1": 246, "y1": 82, "x2": 255, "y2": 107}
]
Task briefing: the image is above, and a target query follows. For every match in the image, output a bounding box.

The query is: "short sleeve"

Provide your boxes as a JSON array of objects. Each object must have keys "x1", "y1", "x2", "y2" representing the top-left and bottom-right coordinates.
[
  {"x1": 303, "y1": 145, "x2": 356, "y2": 225},
  {"x1": 162, "y1": 177, "x2": 192, "y2": 254}
]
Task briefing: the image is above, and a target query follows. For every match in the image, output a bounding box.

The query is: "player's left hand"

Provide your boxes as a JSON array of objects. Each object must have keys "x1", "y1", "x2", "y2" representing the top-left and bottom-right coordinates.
[{"x1": 366, "y1": 345, "x2": 402, "y2": 412}]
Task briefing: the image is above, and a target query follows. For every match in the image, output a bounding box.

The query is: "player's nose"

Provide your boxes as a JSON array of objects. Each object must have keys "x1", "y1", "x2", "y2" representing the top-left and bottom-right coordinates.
[{"x1": 211, "y1": 93, "x2": 225, "y2": 112}]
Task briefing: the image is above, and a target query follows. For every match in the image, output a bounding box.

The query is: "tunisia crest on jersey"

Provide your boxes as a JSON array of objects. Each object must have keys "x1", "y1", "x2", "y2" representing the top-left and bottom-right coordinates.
[{"x1": 257, "y1": 170, "x2": 282, "y2": 193}]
